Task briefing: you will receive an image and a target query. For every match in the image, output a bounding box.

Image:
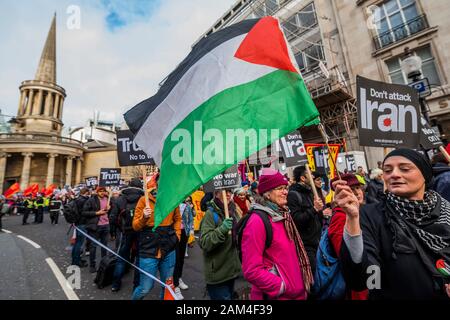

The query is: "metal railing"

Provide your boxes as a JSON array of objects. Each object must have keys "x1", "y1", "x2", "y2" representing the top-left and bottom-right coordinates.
[
  {"x1": 373, "y1": 14, "x2": 429, "y2": 51},
  {"x1": 0, "y1": 132, "x2": 83, "y2": 147}
]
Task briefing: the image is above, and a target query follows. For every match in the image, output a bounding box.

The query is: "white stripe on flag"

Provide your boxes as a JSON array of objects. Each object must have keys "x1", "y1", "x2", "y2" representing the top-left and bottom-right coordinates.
[{"x1": 135, "y1": 34, "x2": 276, "y2": 165}]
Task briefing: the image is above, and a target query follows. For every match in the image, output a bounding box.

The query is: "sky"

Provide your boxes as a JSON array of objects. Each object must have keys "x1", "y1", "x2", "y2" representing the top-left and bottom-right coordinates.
[{"x1": 0, "y1": 0, "x2": 236, "y2": 131}]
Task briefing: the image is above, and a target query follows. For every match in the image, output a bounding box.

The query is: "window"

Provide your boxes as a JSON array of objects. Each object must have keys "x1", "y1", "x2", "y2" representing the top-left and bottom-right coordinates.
[
  {"x1": 252, "y1": 0, "x2": 280, "y2": 17},
  {"x1": 281, "y1": 3, "x2": 317, "y2": 38},
  {"x1": 386, "y1": 45, "x2": 441, "y2": 86},
  {"x1": 372, "y1": 0, "x2": 425, "y2": 49},
  {"x1": 298, "y1": 3, "x2": 316, "y2": 30},
  {"x1": 294, "y1": 41, "x2": 324, "y2": 73}
]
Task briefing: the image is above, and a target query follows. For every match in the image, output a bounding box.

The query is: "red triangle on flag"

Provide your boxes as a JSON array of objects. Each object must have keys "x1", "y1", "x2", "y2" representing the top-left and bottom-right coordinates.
[{"x1": 234, "y1": 17, "x2": 297, "y2": 73}]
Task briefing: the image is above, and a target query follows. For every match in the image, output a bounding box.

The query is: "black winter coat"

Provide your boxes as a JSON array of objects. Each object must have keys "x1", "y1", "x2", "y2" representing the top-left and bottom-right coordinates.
[
  {"x1": 82, "y1": 196, "x2": 111, "y2": 231},
  {"x1": 114, "y1": 187, "x2": 144, "y2": 234},
  {"x1": 75, "y1": 195, "x2": 89, "y2": 226},
  {"x1": 287, "y1": 183, "x2": 323, "y2": 262},
  {"x1": 341, "y1": 201, "x2": 449, "y2": 300},
  {"x1": 365, "y1": 179, "x2": 384, "y2": 204}
]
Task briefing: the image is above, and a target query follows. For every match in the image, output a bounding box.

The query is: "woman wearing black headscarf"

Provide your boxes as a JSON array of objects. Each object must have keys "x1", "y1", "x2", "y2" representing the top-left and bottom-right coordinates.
[{"x1": 334, "y1": 148, "x2": 450, "y2": 299}]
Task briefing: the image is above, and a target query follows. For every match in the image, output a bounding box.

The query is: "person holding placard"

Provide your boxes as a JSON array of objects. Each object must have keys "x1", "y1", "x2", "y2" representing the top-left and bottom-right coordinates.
[
  {"x1": 82, "y1": 186, "x2": 112, "y2": 273},
  {"x1": 131, "y1": 175, "x2": 181, "y2": 300}
]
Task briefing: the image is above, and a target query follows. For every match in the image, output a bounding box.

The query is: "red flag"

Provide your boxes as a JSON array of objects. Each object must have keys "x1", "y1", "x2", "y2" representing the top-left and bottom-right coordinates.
[
  {"x1": 4, "y1": 183, "x2": 20, "y2": 198},
  {"x1": 24, "y1": 183, "x2": 39, "y2": 196},
  {"x1": 44, "y1": 184, "x2": 56, "y2": 197}
]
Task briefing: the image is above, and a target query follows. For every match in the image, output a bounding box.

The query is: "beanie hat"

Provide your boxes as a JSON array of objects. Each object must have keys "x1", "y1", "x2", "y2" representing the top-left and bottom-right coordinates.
[
  {"x1": 258, "y1": 168, "x2": 289, "y2": 195},
  {"x1": 383, "y1": 148, "x2": 433, "y2": 187}
]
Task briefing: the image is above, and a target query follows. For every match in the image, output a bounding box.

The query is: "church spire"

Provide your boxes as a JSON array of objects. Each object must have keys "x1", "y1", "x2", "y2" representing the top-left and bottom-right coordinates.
[{"x1": 35, "y1": 13, "x2": 56, "y2": 83}]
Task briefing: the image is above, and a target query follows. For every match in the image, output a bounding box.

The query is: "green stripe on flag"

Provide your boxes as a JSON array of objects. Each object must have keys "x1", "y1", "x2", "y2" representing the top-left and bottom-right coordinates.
[{"x1": 153, "y1": 69, "x2": 319, "y2": 227}]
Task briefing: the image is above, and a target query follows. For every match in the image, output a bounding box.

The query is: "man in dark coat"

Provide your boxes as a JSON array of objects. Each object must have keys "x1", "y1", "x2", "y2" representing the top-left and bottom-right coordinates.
[
  {"x1": 71, "y1": 188, "x2": 90, "y2": 267},
  {"x1": 287, "y1": 165, "x2": 324, "y2": 274},
  {"x1": 111, "y1": 178, "x2": 144, "y2": 292},
  {"x1": 82, "y1": 186, "x2": 112, "y2": 273}
]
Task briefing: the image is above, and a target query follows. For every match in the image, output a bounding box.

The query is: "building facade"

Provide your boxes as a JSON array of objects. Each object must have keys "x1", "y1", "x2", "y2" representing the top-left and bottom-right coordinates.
[
  {"x1": 0, "y1": 15, "x2": 137, "y2": 194},
  {"x1": 198, "y1": 0, "x2": 450, "y2": 169}
]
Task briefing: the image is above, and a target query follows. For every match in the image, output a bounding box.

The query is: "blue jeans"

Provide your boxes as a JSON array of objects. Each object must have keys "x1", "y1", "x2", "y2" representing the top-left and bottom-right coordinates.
[
  {"x1": 207, "y1": 278, "x2": 236, "y2": 300},
  {"x1": 131, "y1": 250, "x2": 176, "y2": 300},
  {"x1": 71, "y1": 225, "x2": 86, "y2": 266}
]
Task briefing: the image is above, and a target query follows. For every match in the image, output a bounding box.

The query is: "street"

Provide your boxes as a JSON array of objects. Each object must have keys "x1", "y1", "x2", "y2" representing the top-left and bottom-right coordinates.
[{"x1": 1, "y1": 213, "x2": 246, "y2": 300}]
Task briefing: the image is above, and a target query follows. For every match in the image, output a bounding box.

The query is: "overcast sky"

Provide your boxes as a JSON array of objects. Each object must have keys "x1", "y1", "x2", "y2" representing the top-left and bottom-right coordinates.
[{"x1": 0, "y1": 0, "x2": 236, "y2": 130}]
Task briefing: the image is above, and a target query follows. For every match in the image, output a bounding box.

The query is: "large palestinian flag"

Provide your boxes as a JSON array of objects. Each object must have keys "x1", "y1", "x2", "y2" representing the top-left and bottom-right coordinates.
[{"x1": 124, "y1": 17, "x2": 319, "y2": 227}]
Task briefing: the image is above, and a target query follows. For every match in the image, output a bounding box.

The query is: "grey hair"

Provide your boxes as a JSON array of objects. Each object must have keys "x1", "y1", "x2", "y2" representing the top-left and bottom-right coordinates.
[{"x1": 370, "y1": 168, "x2": 383, "y2": 180}]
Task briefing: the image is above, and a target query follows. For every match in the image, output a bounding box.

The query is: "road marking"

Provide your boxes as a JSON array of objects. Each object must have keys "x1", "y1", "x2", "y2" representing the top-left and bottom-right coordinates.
[
  {"x1": 2, "y1": 229, "x2": 12, "y2": 234},
  {"x1": 45, "y1": 258, "x2": 80, "y2": 300},
  {"x1": 17, "y1": 235, "x2": 41, "y2": 248}
]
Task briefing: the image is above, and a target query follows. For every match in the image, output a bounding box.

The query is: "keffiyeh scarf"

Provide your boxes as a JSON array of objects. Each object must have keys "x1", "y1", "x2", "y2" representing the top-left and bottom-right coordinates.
[{"x1": 386, "y1": 190, "x2": 450, "y2": 277}]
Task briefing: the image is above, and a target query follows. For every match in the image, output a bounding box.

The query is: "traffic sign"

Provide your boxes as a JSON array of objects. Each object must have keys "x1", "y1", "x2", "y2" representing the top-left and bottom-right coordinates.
[{"x1": 408, "y1": 77, "x2": 431, "y2": 98}]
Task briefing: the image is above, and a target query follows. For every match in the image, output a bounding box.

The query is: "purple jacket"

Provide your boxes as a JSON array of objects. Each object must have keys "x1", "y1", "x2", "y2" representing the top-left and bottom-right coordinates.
[{"x1": 241, "y1": 204, "x2": 307, "y2": 300}]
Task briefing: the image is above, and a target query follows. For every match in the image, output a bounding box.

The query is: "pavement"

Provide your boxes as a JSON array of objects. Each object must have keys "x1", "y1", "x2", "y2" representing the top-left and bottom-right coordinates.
[{"x1": 1, "y1": 213, "x2": 248, "y2": 300}]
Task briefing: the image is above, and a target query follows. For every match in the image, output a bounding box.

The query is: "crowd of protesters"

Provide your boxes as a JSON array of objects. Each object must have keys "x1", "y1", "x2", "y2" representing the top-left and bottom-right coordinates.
[{"x1": 1, "y1": 147, "x2": 449, "y2": 301}]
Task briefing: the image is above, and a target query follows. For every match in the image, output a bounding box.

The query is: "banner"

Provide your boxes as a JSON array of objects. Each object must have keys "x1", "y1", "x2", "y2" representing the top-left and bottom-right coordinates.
[
  {"x1": 99, "y1": 169, "x2": 121, "y2": 187},
  {"x1": 357, "y1": 75, "x2": 421, "y2": 148},
  {"x1": 85, "y1": 176, "x2": 98, "y2": 187},
  {"x1": 116, "y1": 130, "x2": 155, "y2": 167},
  {"x1": 203, "y1": 165, "x2": 240, "y2": 193},
  {"x1": 305, "y1": 144, "x2": 340, "y2": 179},
  {"x1": 345, "y1": 154, "x2": 357, "y2": 172},
  {"x1": 420, "y1": 116, "x2": 443, "y2": 150},
  {"x1": 276, "y1": 130, "x2": 308, "y2": 167}
]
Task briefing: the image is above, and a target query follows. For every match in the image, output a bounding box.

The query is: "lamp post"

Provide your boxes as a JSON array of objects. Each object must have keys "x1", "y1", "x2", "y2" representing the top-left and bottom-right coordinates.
[{"x1": 400, "y1": 47, "x2": 430, "y2": 123}]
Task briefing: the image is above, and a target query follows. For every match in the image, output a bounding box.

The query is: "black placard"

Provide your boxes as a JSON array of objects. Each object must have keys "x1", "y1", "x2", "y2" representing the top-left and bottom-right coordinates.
[
  {"x1": 99, "y1": 168, "x2": 121, "y2": 187},
  {"x1": 116, "y1": 130, "x2": 155, "y2": 166},
  {"x1": 357, "y1": 76, "x2": 421, "y2": 148},
  {"x1": 278, "y1": 130, "x2": 308, "y2": 167},
  {"x1": 203, "y1": 165, "x2": 241, "y2": 193},
  {"x1": 420, "y1": 116, "x2": 443, "y2": 150},
  {"x1": 85, "y1": 176, "x2": 98, "y2": 187}
]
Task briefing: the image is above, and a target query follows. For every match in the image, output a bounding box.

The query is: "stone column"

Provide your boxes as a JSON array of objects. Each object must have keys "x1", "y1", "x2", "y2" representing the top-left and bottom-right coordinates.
[
  {"x1": 26, "y1": 90, "x2": 35, "y2": 116},
  {"x1": 46, "y1": 153, "x2": 58, "y2": 186},
  {"x1": 53, "y1": 94, "x2": 60, "y2": 118},
  {"x1": 18, "y1": 91, "x2": 25, "y2": 116},
  {"x1": 20, "y1": 152, "x2": 34, "y2": 191},
  {"x1": 58, "y1": 97, "x2": 64, "y2": 119},
  {"x1": 0, "y1": 153, "x2": 9, "y2": 195},
  {"x1": 33, "y1": 90, "x2": 43, "y2": 115},
  {"x1": 65, "y1": 156, "x2": 75, "y2": 187},
  {"x1": 44, "y1": 92, "x2": 52, "y2": 117},
  {"x1": 75, "y1": 157, "x2": 83, "y2": 185}
]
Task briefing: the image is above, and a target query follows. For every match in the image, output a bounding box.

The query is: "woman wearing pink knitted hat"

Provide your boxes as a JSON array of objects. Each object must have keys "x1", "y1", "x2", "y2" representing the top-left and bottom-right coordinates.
[{"x1": 240, "y1": 168, "x2": 313, "y2": 300}]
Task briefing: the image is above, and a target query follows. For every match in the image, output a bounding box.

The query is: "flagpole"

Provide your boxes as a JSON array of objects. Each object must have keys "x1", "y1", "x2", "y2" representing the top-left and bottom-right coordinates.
[
  {"x1": 107, "y1": 186, "x2": 112, "y2": 208},
  {"x1": 317, "y1": 123, "x2": 342, "y2": 181},
  {"x1": 305, "y1": 164, "x2": 319, "y2": 200},
  {"x1": 222, "y1": 189, "x2": 231, "y2": 235},
  {"x1": 141, "y1": 166, "x2": 150, "y2": 209}
]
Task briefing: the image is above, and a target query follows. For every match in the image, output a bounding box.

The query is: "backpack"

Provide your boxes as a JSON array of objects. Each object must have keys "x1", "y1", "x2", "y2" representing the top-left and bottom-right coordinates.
[
  {"x1": 312, "y1": 227, "x2": 346, "y2": 300},
  {"x1": 63, "y1": 199, "x2": 80, "y2": 224},
  {"x1": 235, "y1": 209, "x2": 273, "y2": 262},
  {"x1": 118, "y1": 201, "x2": 136, "y2": 233}
]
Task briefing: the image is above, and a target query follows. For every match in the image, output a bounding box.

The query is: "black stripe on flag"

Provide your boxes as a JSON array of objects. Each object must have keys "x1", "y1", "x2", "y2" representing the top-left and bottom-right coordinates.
[{"x1": 124, "y1": 18, "x2": 260, "y2": 135}]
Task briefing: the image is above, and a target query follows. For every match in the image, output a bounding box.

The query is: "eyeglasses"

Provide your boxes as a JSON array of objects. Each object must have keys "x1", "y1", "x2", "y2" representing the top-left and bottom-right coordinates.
[{"x1": 273, "y1": 185, "x2": 288, "y2": 191}]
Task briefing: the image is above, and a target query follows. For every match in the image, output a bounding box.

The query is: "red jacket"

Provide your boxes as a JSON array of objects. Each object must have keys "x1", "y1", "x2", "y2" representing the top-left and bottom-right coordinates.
[{"x1": 328, "y1": 207, "x2": 368, "y2": 300}]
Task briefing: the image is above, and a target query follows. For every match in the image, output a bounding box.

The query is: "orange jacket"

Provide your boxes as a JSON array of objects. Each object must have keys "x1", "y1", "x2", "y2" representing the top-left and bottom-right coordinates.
[{"x1": 132, "y1": 193, "x2": 181, "y2": 240}]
